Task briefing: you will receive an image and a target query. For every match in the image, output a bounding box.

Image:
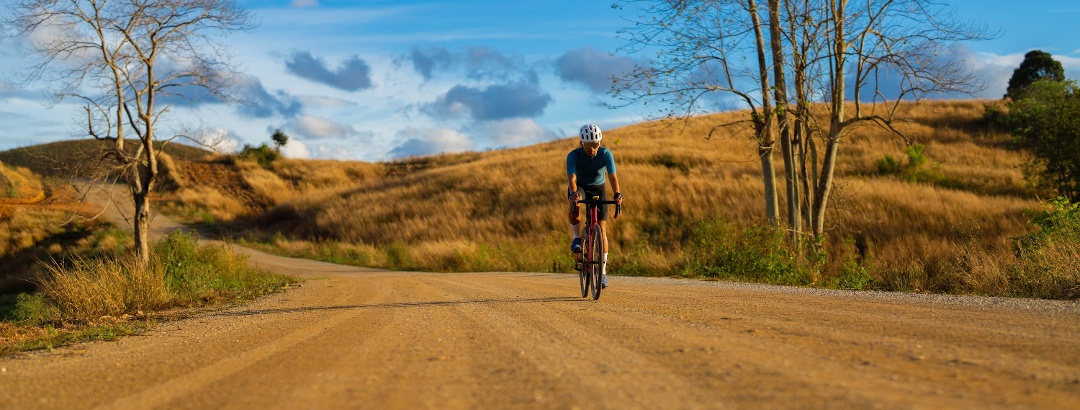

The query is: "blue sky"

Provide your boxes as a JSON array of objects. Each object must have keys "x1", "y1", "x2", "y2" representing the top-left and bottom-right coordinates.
[{"x1": 2, "y1": 0, "x2": 1079, "y2": 161}]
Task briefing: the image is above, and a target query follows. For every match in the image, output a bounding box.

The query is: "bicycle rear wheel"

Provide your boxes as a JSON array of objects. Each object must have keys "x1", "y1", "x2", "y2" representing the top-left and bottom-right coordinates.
[{"x1": 588, "y1": 224, "x2": 603, "y2": 300}]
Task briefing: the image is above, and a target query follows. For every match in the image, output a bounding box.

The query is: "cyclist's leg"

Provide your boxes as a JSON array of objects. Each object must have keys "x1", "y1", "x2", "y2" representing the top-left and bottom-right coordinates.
[
  {"x1": 569, "y1": 188, "x2": 585, "y2": 253},
  {"x1": 595, "y1": 185, "x2": 610, "y2": 286}
]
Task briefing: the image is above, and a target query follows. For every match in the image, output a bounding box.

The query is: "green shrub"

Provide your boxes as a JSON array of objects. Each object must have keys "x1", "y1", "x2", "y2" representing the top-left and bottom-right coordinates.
[
  {"x1": 1009, "y1": 197, "x2": 1080, "y2": 299},
  {"x1": 155, "y1": 230, "x2": 292, "y2": 304},
  {"x1": 875, "y1": 155, "x2": 902, "y2": 175},
  {"x1": 239, "y1": 143, "x2": 279, "y2": 167},
  {"x1": 680, "y1": 215, "x2": 814, "y2": 286},
  {"x1": 11, "y1": 293, "x2": 57, "y2": 326}
]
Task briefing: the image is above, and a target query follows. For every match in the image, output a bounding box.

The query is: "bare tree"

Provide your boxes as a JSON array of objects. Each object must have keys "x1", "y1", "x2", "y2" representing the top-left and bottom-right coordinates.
[
  {"x1": 613, "y1": 0, "x2": 783, "y2": 226},
  {"x1": 5, "y1": 0, "x2": 255, "y2": 265},
  {"x1": 798, "y1": 0, "x2": 990, "y2": 238},
  {"x1": 615, "y1": 0, "x2": 991, "y2": 246}
]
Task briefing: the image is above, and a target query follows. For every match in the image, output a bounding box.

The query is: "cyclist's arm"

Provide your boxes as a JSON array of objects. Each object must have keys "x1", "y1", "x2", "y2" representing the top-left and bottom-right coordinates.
[
  {"x1": 567, "y1": 174, "x2": 579, "y2": 196},
  {"x1": 609, "y1": 173, "x2": 622, "y2": 204}
]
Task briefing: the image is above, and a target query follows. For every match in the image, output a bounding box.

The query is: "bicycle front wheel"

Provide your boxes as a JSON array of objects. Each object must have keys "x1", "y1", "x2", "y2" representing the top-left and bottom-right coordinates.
[
  {"x1": 577, "y1": 250, "x2": 588, "y2": 298},
  {"x1": 588, "y1": 224, "x2": 603, "y2": 300}
]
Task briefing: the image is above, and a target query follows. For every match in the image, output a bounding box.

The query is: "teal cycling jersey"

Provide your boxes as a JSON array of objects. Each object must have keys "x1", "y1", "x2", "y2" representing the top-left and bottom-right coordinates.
[{"x1": 567, "y1": 147, "x2": 616, "y2": 187}]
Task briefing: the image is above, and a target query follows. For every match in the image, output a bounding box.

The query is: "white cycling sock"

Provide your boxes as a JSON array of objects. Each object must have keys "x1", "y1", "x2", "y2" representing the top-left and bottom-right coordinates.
[
  {"x1": 570, "y1": 224, "x2": 580, "y2": 239},
  {"x1": 602, "y1": 252, "x2": 608, "y2": 275}
]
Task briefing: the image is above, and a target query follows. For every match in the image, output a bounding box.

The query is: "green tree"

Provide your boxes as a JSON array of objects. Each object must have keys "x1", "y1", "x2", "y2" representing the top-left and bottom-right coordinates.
[
  {"x1": 271, "y1": 129, "x2": 290, "y2": 151},
  {"x1": 1005, "y1": 80, "x2": 1080, "y2": 201},
  {"x1": 1005, "y1": 50, "x2": 1065, "y2": 100}
]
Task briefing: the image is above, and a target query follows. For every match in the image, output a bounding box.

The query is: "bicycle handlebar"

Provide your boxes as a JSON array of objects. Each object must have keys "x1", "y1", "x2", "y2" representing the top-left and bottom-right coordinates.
[{"x1": 575, "y1": 198, "x2": 622, "y2": 218}]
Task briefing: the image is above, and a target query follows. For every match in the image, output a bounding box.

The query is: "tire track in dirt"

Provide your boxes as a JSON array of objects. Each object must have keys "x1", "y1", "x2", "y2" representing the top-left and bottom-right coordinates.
[{"x1": 102, "y1": 276, "x2": 389, "y2": 410}]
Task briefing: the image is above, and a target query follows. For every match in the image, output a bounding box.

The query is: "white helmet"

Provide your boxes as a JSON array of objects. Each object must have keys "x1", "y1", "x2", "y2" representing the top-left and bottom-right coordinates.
[{"x1": 579, "y1": 124, "x2": 602, "y2": 143}]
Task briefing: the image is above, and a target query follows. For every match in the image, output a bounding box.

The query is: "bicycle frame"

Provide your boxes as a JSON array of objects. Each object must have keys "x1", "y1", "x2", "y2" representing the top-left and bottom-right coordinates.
[{"x1": 575, "y1": 196, "x2": 621, "y2": 300}]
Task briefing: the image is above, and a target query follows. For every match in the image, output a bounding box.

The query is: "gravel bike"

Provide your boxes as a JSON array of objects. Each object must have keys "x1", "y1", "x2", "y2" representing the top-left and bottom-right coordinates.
[{"x1": 574, "y1": 196, "x2": 621, "y2": 300}]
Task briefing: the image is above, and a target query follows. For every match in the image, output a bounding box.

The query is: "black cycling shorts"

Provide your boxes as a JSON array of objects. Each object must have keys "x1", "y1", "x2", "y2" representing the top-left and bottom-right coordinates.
[{"x1": 577, "y1": 184, "x2": 610, "y2": 221}]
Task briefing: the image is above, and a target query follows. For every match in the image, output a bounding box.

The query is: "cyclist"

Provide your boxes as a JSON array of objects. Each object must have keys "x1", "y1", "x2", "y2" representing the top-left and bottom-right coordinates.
[{"x1": 567, "y1": 124, "x2": 623, "y2": 288}]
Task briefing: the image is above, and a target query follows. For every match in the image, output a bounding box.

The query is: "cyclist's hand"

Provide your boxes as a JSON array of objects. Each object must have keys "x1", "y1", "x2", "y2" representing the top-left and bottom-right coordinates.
[
  {"x1": 614, "y1": 192, "x2": 624, "y2": 205},
  {"x1": 568, "y1": 191, "x2": 580, "y2": 204}
]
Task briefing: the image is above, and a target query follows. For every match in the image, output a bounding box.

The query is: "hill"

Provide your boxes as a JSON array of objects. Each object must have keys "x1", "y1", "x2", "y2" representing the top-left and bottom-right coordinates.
[
  {"x1": 0, "y1": 138, "x2": 213, "y2": 179},
  {"x1": 4, "y1": 100, "x2": 1071, "y2": 298},
  {"x1": 145, "y1": 99, "x2": 1069, "y2": 297}
]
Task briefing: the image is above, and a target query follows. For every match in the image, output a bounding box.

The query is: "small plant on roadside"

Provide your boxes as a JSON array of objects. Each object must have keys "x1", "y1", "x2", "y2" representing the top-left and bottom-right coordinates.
[
  {"x1": 1008, "y1": 197, "x2": 1080, "y2": 299},
  {"x1": 156, "y1": 230, "x2": 294, "y2": 305},
  {"x1": 10, "y1": 293, "x2": 57, "y2": 326},
  {"x1": 679, "y1": 215, "x2": 814, "y2": 286}
]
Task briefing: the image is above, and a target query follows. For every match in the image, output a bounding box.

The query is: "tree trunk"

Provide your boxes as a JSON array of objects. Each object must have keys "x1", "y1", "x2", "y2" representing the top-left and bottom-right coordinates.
[
  {"x1": 812, "y1": 132, "x2": 839, "y2": 236},
  {"x1": 748, "y1": 0, "x2": 780, "y2": 226},
  {"x1": 133, "y1": 190, "x2": 151, "y2": 265},
  {"x1": 768, "y1": 0, "x2": 800, "y2": 240},
  {"x1": 809, "y1": 0, "x2": 847, "y2": 238}
]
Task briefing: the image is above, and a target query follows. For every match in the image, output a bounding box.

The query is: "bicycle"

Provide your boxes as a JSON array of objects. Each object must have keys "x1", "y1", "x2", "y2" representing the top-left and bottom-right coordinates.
[{"x1": 574, "y1": 196, "x2": 621, "y2": 300}]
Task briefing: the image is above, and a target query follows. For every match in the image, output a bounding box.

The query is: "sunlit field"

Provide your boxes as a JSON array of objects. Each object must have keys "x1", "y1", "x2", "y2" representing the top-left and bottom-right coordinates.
[{"x1": 139, "y1": 99, "x2": 1079, "y2": 297}]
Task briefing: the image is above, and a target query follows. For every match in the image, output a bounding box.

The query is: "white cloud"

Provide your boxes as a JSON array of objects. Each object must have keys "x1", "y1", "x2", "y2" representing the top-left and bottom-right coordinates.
[
  {"x1": 470, "y1": 118, "x2": 558, "y2": 147},
  {"x1": 195, "y1": 127, "x2": 240, "y2": 153},
  {"x1": 296, "y1": 95, "x2": 356, "y2": 108},
  {"x1": 388, "y1": 127, "x2": 474, "y2": 158},
  {"x1": 955, "y1": 48, "x2": 1080, "y2": 99},
  {"x1": 287, "y1": 115, "x2": 358, "y2": 139},
  {"x1": 280, "y1": 138, "x2": 311, "y2": 159},
  {"x1": 316, "y1": 144, "x2": 351, "y2": 160}
]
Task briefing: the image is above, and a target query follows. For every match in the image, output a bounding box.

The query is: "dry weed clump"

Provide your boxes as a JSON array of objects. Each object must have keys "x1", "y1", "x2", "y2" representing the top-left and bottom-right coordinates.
[{"x1": 40, "y1": 257, "x2": 170, "y2": 320}]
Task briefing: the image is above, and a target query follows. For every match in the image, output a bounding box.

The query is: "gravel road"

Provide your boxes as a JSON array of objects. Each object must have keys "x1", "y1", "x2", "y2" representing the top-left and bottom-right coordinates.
[{"x1": 0, "y1": 184, "x2": 1076, "y2": 409}]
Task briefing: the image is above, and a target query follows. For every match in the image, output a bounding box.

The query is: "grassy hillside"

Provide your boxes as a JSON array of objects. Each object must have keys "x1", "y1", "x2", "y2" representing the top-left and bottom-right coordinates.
[
  {"x1": 8, "y1": 100, "x2": 1067, "y2": 298},
  {"x1": 144, "y1": 99, "x2": 1078, "y2": 298},
  {"x1": 0, "y1": 161, "x2": 44, "y2": 205},
  {"x1": 0, "y1": 138, "x2": 213, "y2": 179}
]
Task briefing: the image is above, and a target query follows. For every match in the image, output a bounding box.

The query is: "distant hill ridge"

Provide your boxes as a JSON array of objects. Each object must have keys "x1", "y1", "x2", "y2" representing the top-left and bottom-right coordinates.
[{"x1": 0, "y1": 139, "x2": 213, "y2": 179}]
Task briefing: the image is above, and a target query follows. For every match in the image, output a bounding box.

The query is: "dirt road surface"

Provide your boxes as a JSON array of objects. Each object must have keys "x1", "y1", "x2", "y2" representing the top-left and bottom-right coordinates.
[{"x1": 1, "y1": 185, "x2": 1078, "y2": 409}]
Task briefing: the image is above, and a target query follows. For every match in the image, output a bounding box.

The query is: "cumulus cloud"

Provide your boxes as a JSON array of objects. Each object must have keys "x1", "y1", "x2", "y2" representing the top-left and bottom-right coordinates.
[
  {"x1": 195, "y1": 127, "x2": 241, "y2": 153},
  {"x1": 403, "y1": 45, "x2": 537, "y2": 83},
  {"x1": 556, "y1": 47, "x2": 642, "y2": 94},
  {"x1": 960, "y1": 49, "x2": 1080, "y2": 98},
  {"x1": 285, "y1": 51, "x2": 374, "y2": 92},
  {"x1": 235, "y1": 75, "x2": 303, "y2": 118},
  {"x1": 280, "y1": 138, "x2": 311, "y2": 158},
  {"x1": 468, "y1": 118, "x2": 559, "y2": 148},
  {"x1": 424, "y1": 83, "x2": 552, "y2": 121},
  {"x1": 285, "y1": 115, "x2": 360, "y2": 139},
  {"x1": 316, "y1": 144, "x2": 351, "y2": 160},
  {"x1": 388, "y1": 127, "x2": 475, "y2": 158},
  {"x1": 407, "y1": 46, "x2": 455, "y2": 80}
]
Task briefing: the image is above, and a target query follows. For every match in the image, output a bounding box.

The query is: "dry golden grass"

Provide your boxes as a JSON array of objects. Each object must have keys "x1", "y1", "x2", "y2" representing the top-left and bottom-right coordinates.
[
  {"x1": 172, "y1": 186, "x2": 248, "y2": 221},
  {"x1": 40, "y1": 257, "x2": 170, "y2": 320},
  {"x1": 0, "y1": 162, "x2": 44, "y2": 205},
  {"x1": 156, "y1": 99, "x2": 1071, "y2": 297}
]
